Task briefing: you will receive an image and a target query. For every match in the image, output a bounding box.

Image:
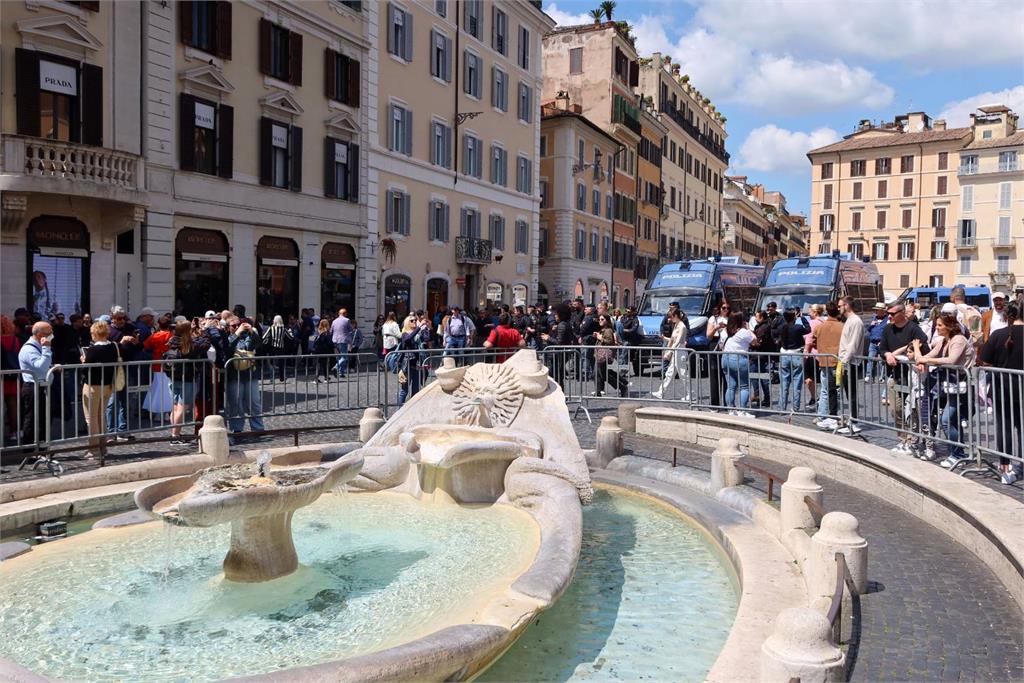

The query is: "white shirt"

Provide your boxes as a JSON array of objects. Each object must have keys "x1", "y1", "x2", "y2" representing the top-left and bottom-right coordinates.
[
  {"x1": 990, "y1": 310, "x2": 1008, "y2": 334},
  {"x1": 707, "y1": 315, "x2": 728, "y2": 350},
  {"x1": 723, "y1": 328, "x2": 755, "y2": 353}
]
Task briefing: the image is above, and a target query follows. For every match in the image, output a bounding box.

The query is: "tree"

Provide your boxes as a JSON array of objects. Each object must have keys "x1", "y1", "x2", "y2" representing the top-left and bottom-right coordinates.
[
  {"x1": 589, "y1": 8, "x2": 604, "y2": 23},
  {"x1": 600, "y1": 0, "x2": 616, "y2": 21}
]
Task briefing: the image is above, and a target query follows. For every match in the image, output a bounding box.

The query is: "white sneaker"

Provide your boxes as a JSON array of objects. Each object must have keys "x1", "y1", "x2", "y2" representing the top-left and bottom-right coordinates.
[
  {"x1": 890, "y1": 443, "x2": 911, "y2": 455},
  {"x1": 919, "y1": 447, "x2": 936, "y2": 461},
  {"x1": 939, "y1": 455, "x2": 966, "y2": 469},
  {"x1": 679, "y1": 395, "x2": 691, "y2": 402},
  {"x1": 836, "y1": 424, "x2": 862, "y2": 435},
  {"x1": 1001, "y1": 471, "x2": 1019, "y2": 486},
  {"x1": 736, "y1": 411, "x2": 756, "y2": 418},
  {"x1": 651, "y1": 391, "x2": 663, "y2": 399},
  {"x1": 817, "y1": 418, "x2": 838, "y2": 431}
]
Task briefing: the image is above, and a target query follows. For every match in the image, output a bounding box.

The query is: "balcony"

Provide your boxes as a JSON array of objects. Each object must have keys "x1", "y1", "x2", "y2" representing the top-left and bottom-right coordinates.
[
  {"x1": 958, "y1": 164, "x2": 979, "y2": 176},
  {"x1": 455, "y1": 236, "x2": 493, "y2": 265},
  {"x1": 955, "y1": 235, "x2": 977, "y2": 248},
  {"x1": 659, "y1": 101, "x2": 730, "y2": 164},
  {"x1": 998, "y1": 161, "x2": 1019, "y2": 172},
  {"x1": 1, "y1": 134, "x2": 145, "y2": 203},
  {"x1": 994, "y1": 232, "x2": 1016, "y2": 248}
]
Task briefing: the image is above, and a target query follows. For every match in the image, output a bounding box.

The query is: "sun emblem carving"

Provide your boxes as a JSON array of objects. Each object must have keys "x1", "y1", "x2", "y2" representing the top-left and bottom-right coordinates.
[{"x1": 451, "y1": 364, "x2": 524, "y2": 427}]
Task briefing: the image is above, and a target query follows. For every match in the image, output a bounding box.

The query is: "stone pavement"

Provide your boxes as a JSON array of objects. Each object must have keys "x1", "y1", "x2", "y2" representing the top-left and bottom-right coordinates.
[{"x1": 607, "y1": 421, "x2": 1024, "y2": 682}]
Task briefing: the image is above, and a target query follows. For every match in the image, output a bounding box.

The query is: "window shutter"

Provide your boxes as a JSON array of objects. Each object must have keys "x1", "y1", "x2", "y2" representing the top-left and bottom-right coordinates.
[
  {"x1": 387, "y1": 4, "x2": 395, "y2": 54},
  {"x1": 386, "y1": 190, "x2": 394, "y2": 232},
  {"x1": 403, "y1": 109, "x2": 413, "y2": 155},
  {"x1": 462, "y1": 136, "x2": 470, "y2": 174},
  {"x1": 930, "y1": 242, "x2": 936, "y2": 259},
  {"x1": 403, "y1": 11, "x2": 413, "y2": 61},
  {"x1": 461, "y1": 208, "x2": 468, "y2": 236},
  {"x1": 259, "y1": 116, "x2": 273, "y2": 185},
  {"x1": 629, "y1": 61, "x2": 639, "y2": 87},
  {"x1": 444, "y1": 38, "x2": 452, "y2": 82},
  {"x1": 463, "y1": 55, "x2": 470, "y2": 93},
  {"x1": 347, "y1": 143, "x2": 359, "y2": 202},
  {"x1": 388, "y1": 104, "x2": 396, "y2": 150},
  {"x1": 430, "y1": 123, "x2": 438, "y2": 164},
  {"x1": 324, "y1": 137, "x2": 337, "y2": 198},
  {"x1": 347, "y1": 57, "x2": 360, "y2": 107},
  {"x1": 80, "y1": 63, "x2": 103, "y2": 146},
  {"x1": 289, "y1": 125, "x2": 303, "y2": 191},
  {"x1": 491, "y1": 5, "x2": 497, "y2": 47},
  {"x1": 217, "y1": 103, "x2": 233, "y2": 178},
  {"x1": 443, "y1": 203, "x2": 450, "y2": 241},
  {"x1": 214, "y1": 1, "x2": 232, "y2": 58},
  {"x1": 288, "y1": 31, "x2": 303, "y2": 86},
  {"x1": 325, "y1": 49, "x2": 338, "y2": 100},
  {"x1": 476, "y1": 138, "x2": 483, "y2": 177},
  {"x1": 402, "y1": 192, "x2": 411, "y2": 235},
  {"x1": 179, "y1": 1, "x2": 194, "y2": 46},
  {"x1": 179, "y1": 93, "x2": 196, "y2": 171},
  {"x1": 15, "y1": 48, "x2": 41, "y2": 137},
  {"x1": 259, "y1": 19, "x2": 272, "y2": 75}
]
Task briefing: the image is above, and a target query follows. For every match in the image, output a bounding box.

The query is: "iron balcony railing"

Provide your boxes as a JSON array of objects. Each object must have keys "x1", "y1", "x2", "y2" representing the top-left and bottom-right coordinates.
[{"x1": 454, "y1": 235, "x2": 493, "y2": 264}]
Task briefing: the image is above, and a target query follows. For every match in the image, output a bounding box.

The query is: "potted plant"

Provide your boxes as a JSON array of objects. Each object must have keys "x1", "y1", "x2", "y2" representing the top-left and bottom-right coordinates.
[{"x1": 380, "y1": 238, "x2": 397, "y2": 264}]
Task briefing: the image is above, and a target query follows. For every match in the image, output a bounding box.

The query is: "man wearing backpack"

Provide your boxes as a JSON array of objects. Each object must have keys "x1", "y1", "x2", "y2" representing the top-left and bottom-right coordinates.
[
  {"x1": 225, "y1": 317, "x2": 265, "y2": 436},
  {"x1": 950, "y1": 286, "x2": 983, "y2": 347}
]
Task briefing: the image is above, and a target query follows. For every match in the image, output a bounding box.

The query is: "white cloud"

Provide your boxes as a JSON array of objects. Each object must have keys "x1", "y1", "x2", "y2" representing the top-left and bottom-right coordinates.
[
  {"x1": 739, "y1": 56, "x2": 894, "y2": 113},
  {"x1": 631, "y1": 15, "x2": 674, "y2": 56},
  {"x1": 734, "y1": 125, "x2": 841, "y2": 173},
  {"x1": 938, "y1": 85, "x2": 1024, "y2": 126},
  {"x1": 544, "y1": 3, "x2": 594, "y2": 27}
]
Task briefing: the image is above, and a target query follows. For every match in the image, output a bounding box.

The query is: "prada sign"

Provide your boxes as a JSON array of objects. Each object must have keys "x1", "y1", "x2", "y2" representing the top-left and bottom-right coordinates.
[
  {"x1": 195, "y1": 102, "x2": 215, "y2": 130},
  {"x1": 39, "y1": 60, "x2": 78, "y2": 96}
]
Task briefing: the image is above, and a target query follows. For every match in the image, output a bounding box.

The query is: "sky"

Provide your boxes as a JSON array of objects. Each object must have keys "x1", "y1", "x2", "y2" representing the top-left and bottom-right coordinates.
[{"x1": 543, "y1": 0, "x2": 1024, "y2": 217}]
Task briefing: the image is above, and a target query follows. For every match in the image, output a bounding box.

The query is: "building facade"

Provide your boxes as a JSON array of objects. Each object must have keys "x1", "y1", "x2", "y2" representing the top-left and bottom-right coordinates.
[
  {"x1": 721, "y1": 176, "x2": 769, "y2": 265},
  {"x1": 634, "y1": 104, "x2": 666, "y2": 296},
  {"x1": 537, "y1": 97, "x2": 616, "y2": 304},
  {"x1": 367, "y1": 0, "x2": 553, "y2": 320}
]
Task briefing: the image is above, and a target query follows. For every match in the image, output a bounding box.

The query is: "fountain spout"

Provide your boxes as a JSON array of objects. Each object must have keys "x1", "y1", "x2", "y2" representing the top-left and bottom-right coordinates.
[
  {"x1": 466, "y1": 398, "x2": 491, "y2": 428},
  {"x1": 256, "y1": 450, "x2": 273, "y2": 478}
]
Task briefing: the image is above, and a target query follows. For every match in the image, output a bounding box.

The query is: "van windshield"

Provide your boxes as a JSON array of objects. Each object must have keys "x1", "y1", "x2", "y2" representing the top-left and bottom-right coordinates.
[
  {"x1": 638, "y1": 293, "x2": 706, "y2": 316},
  {"x1": 756, "y1": 287, "x2": 832, "y2": 314}
]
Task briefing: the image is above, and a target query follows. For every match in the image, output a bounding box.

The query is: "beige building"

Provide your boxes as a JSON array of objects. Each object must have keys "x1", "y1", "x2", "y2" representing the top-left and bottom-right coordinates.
[
  {"x1": 754, "y1": 186, "x2": 807, "y2": 259},
  {"x1": 638, "y1": 54, "x2": 728, "y2": 263},
  {"x1": 635, "y1": 103, "x2": 666, "y2": 295},
  {"x1": 538, "y1": 98, "x2": 617, "y2": 304},
  {"x1": 721, "y1": 176, "x2": 769, "y2": 265},
  {"x1": 367, "y1": 0, "x2": 553, "y2": 320}
]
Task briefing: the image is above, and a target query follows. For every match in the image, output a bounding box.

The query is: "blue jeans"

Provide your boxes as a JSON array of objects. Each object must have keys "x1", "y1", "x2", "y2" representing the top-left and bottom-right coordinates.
[
  {"x1": 865, "y1": 341, "x2": 880, "y2": 380},
  {"x1": 722, "y1": 354, "x2": 750, "y2": 409},
  {"x1": 750, "y1": 354, "x2": 771, "y2": 404},
  {"x1": 940, "y1": 396, "x2": 968, "y2": 459},
  {"x1": 818, "y1": 366, "x2": 838, "y2": 417},
  {"x1": 778, "y1": 353, "x2": 803, "y2": 411},
  {"x1": 226, "y1": 374, "x2": 265, "y2": 433},
  {"x1": 105, "y1": 385, "x2": 128, "y2": 433},
  {"x1": 444, "y1": 336, "x2": 467, "y2": 363},
  {"x1": 398, "y1": 359, "x2": 422, "y2": 406},
  {"x1": 333, "y1": 341, "x2": 349, "y2": 377}
]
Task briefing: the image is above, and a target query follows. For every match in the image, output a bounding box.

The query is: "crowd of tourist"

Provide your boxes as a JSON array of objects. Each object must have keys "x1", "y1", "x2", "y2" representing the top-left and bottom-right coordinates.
[{"x1": 1, "y1": 285, "x2": 1021, "y2": 483}]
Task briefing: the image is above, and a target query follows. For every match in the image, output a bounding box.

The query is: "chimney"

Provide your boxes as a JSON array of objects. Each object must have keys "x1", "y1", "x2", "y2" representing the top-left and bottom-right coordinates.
[
  {"x1": 555, "y1": 90, "x2": 570, "y2": 111},
  {"x1": 933, "y1": 119, "x2": 946, "y2": 131}
]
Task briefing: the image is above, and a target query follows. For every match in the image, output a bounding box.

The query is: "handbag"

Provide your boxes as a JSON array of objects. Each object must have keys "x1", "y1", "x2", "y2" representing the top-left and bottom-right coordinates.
[
  {"x1": 596, "y1": 346, "x2": 614, "y2": 363},
  {"x1": 113, "y1": 344, "x2": 126, "y2": 391}
]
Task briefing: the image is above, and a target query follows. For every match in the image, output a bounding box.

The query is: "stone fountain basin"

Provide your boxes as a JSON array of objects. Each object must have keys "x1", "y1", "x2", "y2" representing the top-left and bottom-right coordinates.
[{"x1": 409, "y1": 424, "x2": 542, "y2": 467}]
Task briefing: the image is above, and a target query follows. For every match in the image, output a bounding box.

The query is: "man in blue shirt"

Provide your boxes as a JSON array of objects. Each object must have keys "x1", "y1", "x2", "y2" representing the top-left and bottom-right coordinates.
[
  {"x1": 18, "y1": 321, "x2": 54, "y2": 446},
  {"x1": 865, "y1": 303, "x2": 888, "y2": 382},
  {"x1": 331, "y1": 308, "x2": 353, "y2": 378}
]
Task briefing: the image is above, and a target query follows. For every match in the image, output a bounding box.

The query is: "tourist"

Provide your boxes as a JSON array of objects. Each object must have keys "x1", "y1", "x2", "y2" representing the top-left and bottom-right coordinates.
[
  {"x1": 18, "y1": 321, "x2": 54, "y2": 446},
  {"x1": 777, "y1": 309, "x2": 809, "y2": 412},
  {"x1": 142, "y1": 314, "x2": 174, "y2": 418},
  {"x1": 811, "y1": 302, "x2": 844, "y2": 430},
  {"x1": 836, "y1": 296, "x2": 866, "y2": 434},
  {"x1": 878, "y1": 301, "x2": 929, "y2": 455},
  {"x1": 749, "y1": 310, "x2": 774, "y2": 409},
  {"x1": 660, "y1": 301, "x2": 682, "y2": 376},
  {"x1": 80, "y1": 320, "x2": 121, "y2": 459},
  {"x1": 950, "y1": 285, "x2": 983, "y2": 346},
  {"x1": 1, "y1": 316, "x2": 23, "y2": 440},
  {"x1": 651, "y1": 308, "x2": 688, "y2": 401},
  {"x1": 979, "y1": 301, "x2": 1023, "y2": 484},
  {"x1": 396, "y1": 316, "x2": 428, "y2": 406},
  {"x1": 372, "y1": 314, "x2": 386, "y2": 359},
  {"x1": 442, "y1": 305, "x2": 474, "y2": 362},
  {"x1": 590, "y1": 313, "x2": 626, "y2": 397},
  {"x1": 330, "y1": 308, "x2": 354, "y2": 379},
  {"x1": 981, "y1": 292, "x2": 1009, "y2": 344},
  {"x1": 705, "y1": 302, "x2": 730, "y2": 406},
  {"x1": 483, "y1": 313, "x2": 526, "y2": 363},
  {"x1": 225, "y1": 317, "x2": 265, "y2": 435},
  {"x1": 381, "y1": 312, "x2": 401, "y2": 357},
  {"x1": 578, "y1": 304, "x2": 598, "y2": 382},
  {"x1": 13, "y1": 308, "x2": 32, "y2": 344},
  {"x1": 721, "y1": 312, "x2": 755, "y2": 415},
  {"x1": 541, "y1": 304, "x2": 574, "y2": 389},
  {"x1": 163, "y1": 321, "x2": 209, "y2": 446},
  {"x1": 864, "y1": 303, "x2": 888, "y2": 383},
  {"x1": 105, "y1": 306, "x2": 141, "y2": 439},
  {"x1": 912, "y1": 313, "x2": 975, "y2": 468},
  {"x1": 803, "y1": 304, "x2": 825, "y2": 410},
  {"x1": 618, "y1": 304, "x2": 643, "y2": 377},
  {"x1": 262, "y1": 315, "x2": 294, "y2": 381},
  {"x1": 311, "y1": 319, "x2": 335, "y2": 382},
  {"x1": 134, "y1": 307, "x2": 156, "y2": 345}
]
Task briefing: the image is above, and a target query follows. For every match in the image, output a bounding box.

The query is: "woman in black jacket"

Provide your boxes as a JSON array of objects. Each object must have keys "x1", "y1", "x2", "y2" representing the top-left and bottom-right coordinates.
[
  {"x1": 541, "y1": 304, "x2": 574, "y2": 389},
  {"x1": 80, "y1": 320, "x2": 123, "y2": 458}
]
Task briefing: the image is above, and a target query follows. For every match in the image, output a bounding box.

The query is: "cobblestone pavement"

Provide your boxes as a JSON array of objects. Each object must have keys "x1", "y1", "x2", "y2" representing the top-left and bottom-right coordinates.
[{"x1": 611, "y1": 423, "x2": 1024, "y2": 683}]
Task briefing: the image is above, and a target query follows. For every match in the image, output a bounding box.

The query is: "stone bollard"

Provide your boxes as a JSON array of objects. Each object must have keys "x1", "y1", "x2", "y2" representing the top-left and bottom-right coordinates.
[
  {"x1": 809, "y1": 511, "x2": 868, "y2": 600},
  {"x1": 760, "y1": 607, "x2": 845, "y2": 682},
  {"x1": 710, "y1": 437, "x2": 744, "y2": 492},
  {"x1": 617, "y1": 402, "x2": 643, "y2": 433},
  {"x1": 359, "y1": 407, "x2": 386, "y2": 443},
  {"x1": 590, "y1": 415, "x2": 624, "y2": 469},
  {"x1": 198, "y1": 415, "x2": 229, "y2": 465},
  {"x1": 780, "y1": 467, "x2": 824, "y2": 533}
]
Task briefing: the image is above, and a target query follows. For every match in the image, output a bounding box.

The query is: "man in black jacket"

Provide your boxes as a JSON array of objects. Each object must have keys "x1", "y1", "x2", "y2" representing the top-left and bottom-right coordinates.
[
  {"x1": 878, "y1": 301, "x2": 929, "y2": 455},
  {"x1": 620, "y1": 305, "x2": 643, "y2": 376},
  {"x1": 579, "y1": 304, "x2": 599, "y2": 381}
]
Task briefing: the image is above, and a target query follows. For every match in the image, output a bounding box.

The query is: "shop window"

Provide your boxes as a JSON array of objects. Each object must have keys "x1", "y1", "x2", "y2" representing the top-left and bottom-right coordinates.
[
  {"x1": 259, "y1": 19, "x2": 302, "y2": 85},
  {"x1": 179, "y1": 94, "x2": 233, "y2": 177},
  {"x1": 512, "y1": 284, "x2": 527, "y2": 306},
  {"x1": 260, "y1": 118, "x2": 302, "y2": 191},
  {"x1": 256, "y1": 236, "x2": 300, "y2": 321},
  {"x1": 324, "y1": 137, "x2": 359, "y2": 201},
  {"x1": 486, "y1": 282, "x2": 503, "y2": 304},
  {"x1": 321, "y1": 243, "x2": 356, "y2": 318},
  {"x1": 16, "y1": 49, "x2": 102, "y2": 146},
  {"x1": 180, "y1": 1, "x2": 232, "y2": 59},
  {"x1": 385, "y1": 274, "x2": 411, "y2": 321},
  {"x1": 27, "y1": 217, "x2": 90, "y2": 318},
  {"x1": 174, "y1": 228, "x2": 228, "y2": 318}
]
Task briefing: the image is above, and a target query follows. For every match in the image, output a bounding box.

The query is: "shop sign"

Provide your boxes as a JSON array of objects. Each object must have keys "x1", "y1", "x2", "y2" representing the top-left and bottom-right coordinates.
[
  {"x1": 322, "y1": 242, "x2": 355, "y2": 268},
  {"x1": 272, "y1": 125, "x2": 288, "y2": 149},
  {"x1": 334, "y1": 142, "x2": 348, "y2": 164},
  {"x1": 176, "y1": 228, "x2": 228, "y2": 255},
  {"x1": 28, "y1": 219, "x2": 89, "y2": 252},
  {"x1": 257, "y1": 236, "x2": 298, "y2": 261},
  {"x1": 455, "y1": 277, "x2": 466, "y2": 286},
  {"x1": 180, "y1": 252, "x2": 228, "y2": 263},
  {"x1": 195, "y1": 102, "x2": 216, "y2": 129},
  {"x1": 40, "y1": 60, "x2": 77, "y2": 96}
]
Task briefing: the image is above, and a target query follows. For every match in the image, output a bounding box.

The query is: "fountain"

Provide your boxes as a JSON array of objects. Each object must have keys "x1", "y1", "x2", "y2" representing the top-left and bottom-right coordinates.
[{"x1": 134, "y1": 448, "x2": 363, "y2": 582}]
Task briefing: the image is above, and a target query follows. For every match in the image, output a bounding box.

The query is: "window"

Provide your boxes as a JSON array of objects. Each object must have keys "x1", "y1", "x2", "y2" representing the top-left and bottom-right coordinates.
[
  {"x1": 338, "y1": 0, "x2": 362, "y2": 10},
  {"x1": 435, "y1": 0, "x2": 447, "y2": 17},
  {"x1": 999, "y1": 182, "x2": 1012, "y2": 210},
  {"x1": 850, "y1": 160, "x2": 866, "y2": 177},
  {"x1": 539, "y1": 180, "x2": 548, "y2": 208},
  {"x1": 877, "y1": 180, "x2": 887, "y2": 198},
  {"x1": 429, "y1": 200, "x2": 450, "y2": 242},
  {"x1": 491, "y1": 67, "x2": 508, "y2": 111},
  {"x1": 517, "y1": 26, "x2": 530, "y2": 70},
  {"x1": 389, "y1": 103, "x2": 413, "y2": 155},
  {"x1": 592, "y1": 189, "x2": 600, "y2": 216},
  {"x1": 937, "y1": 176, "x2": 947, "y2": 195},
  {"x1": 821, "y1": 162, "x2": 833, "y2": 179},
  {"x1": 463, "y1": 0, "x2": 483, "y2": 40},
  {"x1": 515, "y1": 220, "x2": 529, "y2": 254},
  {"x1": 539, "y1": 227, "x2": 549, "y2": 256},
  {"x1": 903, "y1": 178, "x2": 913, "y2": 197},
  {"x1": 259, "y1": 118, "x2": 301, "y2": 191},
  {"x1": 539, "y1": 136, "x2": 547, "y2": 157},
  {"x1": 180, "y1": 1, "x2": 231, "y2": 58},
  {"x1": 851, "y1": 211, "x2": 862, "y2": 231},
  {"x1": 517, "y1": 82, "x2": 532, "y2": 123},
  {"x1": 899, "y1": 274, "x2": 911, "y2": 288},
  {"x1": 876, "y1": 210, "x2": 886, "y2": 230},
  {"x1": 463, "y1": 51, "x2": 482, "y2": 98},
  {"x1": 576, "y1": 183, "x2": 586, "y2": 211},
  {"x1": 983, "y1": 130, "x2": 993, "y2": 140},
  {"x1": 901, "y1": 209, "x2": 912, "y2": 229},
  {"x1": 17, "y1": 50, "x2": 102, "y2": 146},
  {"x1": 430, "y1": 30, "x2": 452, "y2": 82},
  {"x1": 516, "y1": 156, "x2": 532, "y2": 193},
  {"x1": 430, "y1": 121, "x2": 452, "y2": 169},
  {"x1": 490, "y1": 145, "x2": 507, "y2": 186},
  {"x1": 898, "y1": 241, "x2": 914, "y2": 260},
  {"x1": 590, "y1": 232, "x2": 599, "y2": 261},
  {"x1": 386, "y1": 189, "x2": 411, "y2": 235},
  {"x1": 931, "y1": 207, "x2": 946, "y2": 228},
  {"x1": 605, "y1": 194, "x2": 613, "y2": 220},
  {"x1": 602, "y1": 235, "x2": 611, "y2": 263},
  {"x1": 999, "y1": 216, "x2": 1012, "y2": 245},
  {"x1": 931, "y1": 241, "x2": 947, "y2": 260},
  {"x1": 260, "y1": 19, "x2": 301, "y2": 84},
  {"x1": 489, "y1": 214, "x2": 506, "y2": 250},
  {"x1": 929, "y1": 275, "x2": 944, "y2": 287},
  {"x1": 575, "y1": 229, "x2": 586, "y2": 259},
  {"x1": 462, "y1": 133, "x2": 483, "y2": 178},
  {"x1": 962, "y1": 185, "x2": 973, "y2": 211},
  {"x1": 852, "y1": 182, "x2": 862, "y2": 200},
  {"x1": 937, "y1": 151, "x2": 948, "y2": 170},
  {"x1": 873, "y1": 241, "x2": 889, "y2": 261},
  {"x1": 324, "y1": 137, "x2": 358, "y2": 202},
  {"x1": 999, "y1": 151, "x2": 1018, "y2": 172},
  {"x1": 569, "y1": 47, "x2": 583, "y2": 74},
  {"x1": 387, "y1": 4, "x2": 413, "y2": 61},
  {"x1": 819, "y1": 214, "x2": 834, "y2": 232},
  {"x1": 461, "y1": 207, "x2": 481, "y2": 238},
  {"x1": 959, "y1": 154, "x2": 978, "y2": 175},
  {"x1": 577, "y1": 139, "x2": 585, "y2": 165},
  {"x1": 180, "y1": 94, "x2": 233, "y2": 178},
  {"x1": 997, "y1": 255, "x2": 1011, "y2": 274},
  {"x1": 849, "y1": 242, "x2": 864, "y2": 260},
  {"x1": 958, "y1": 255, "x2": 971, "y2": 275},
  {"x1": 958, "y1": 219, "x2": 976, "y2": 247},
  {"x1": 823, "y1": 184, "x2": 833, "y2": 210},
  {"x1": 875, "y1": 157, "x2": 891, "y2": 175},
  {"x1": 900, "y1": 155, "x2": 914, "y2": 173},
  {"x1": 492, "y1": 6, "x2": 507, "y2": 54},
  {"x1": 325, "y1": 50, "x2": 361, "y2": 106}
]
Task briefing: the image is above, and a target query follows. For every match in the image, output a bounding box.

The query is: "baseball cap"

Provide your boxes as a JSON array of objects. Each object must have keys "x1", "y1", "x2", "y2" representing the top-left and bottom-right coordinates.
[
  {"x1": 872, "y1": 302, "x2": 886, "y2": 311},
  {"x1": 940, "y1": 302, "x2": 958, "y2": 314},
  {"x1": 993, "y1": 292, "x2": 1008, "y2": 300},
  {"x1": 174, "y1": 315, "x2": 188, "y2": 324},
  {"x1": 204, "y1": 310, "x2": 217, "y2": 319},
  {"x1": 139, "y1": 307, "x2": 156, "y2": 317},
  {"x1": 98, "y1": 314, "x2": 112, "y2": 323}
]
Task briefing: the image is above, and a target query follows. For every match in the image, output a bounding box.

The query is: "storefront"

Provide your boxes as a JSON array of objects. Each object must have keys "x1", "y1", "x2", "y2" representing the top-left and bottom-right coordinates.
[
  {"x1": 426, "y1": 277, "x2": 448, "y2": 320},
  {"x1": 175, "y1": 228, "x2": 229, "y2": 318},
  {"x1": 511, "y1": 284, "x2": 527, "y2": 306},
  {"x1": 384, "y1": 274, "x2": 411, "y2": 321},
  {"x1": 321, "y1": 242, "x2": 356, "y2": 317},
  {"x1": 486, "y1": 282, "x2": 503, "y2": 305},
  {"x1": 256, "y1": 236, "x2": 300, "y2": 322},
  {"x1": 26, "y1": 216, "x2": 90, "y2": 318}
]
